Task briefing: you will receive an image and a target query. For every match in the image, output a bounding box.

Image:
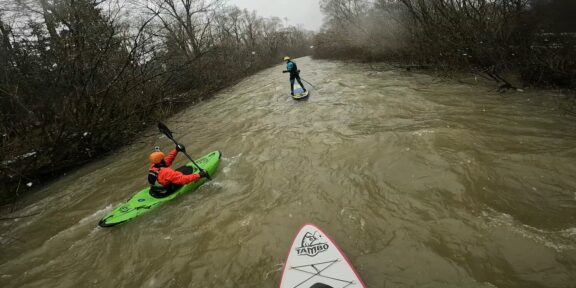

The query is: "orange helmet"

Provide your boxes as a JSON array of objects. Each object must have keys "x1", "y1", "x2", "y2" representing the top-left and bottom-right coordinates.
[{"x1": 148, "y1": 151, "x2": 165, "y2": 164}]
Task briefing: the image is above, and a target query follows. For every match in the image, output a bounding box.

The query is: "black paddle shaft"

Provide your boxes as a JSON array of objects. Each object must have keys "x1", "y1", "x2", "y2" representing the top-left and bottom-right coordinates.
[
  {"x1": 157, "y1": 122, "x2": 211, "y2": 180},
  {"x1": 301, "y1": 78, "x2": 317, "y2": 89}
]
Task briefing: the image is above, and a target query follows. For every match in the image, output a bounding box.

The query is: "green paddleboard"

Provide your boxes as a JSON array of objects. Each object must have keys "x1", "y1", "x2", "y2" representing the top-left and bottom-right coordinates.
[{"x1": 98, "y1": 150, "x2": 222, "y2": 227}]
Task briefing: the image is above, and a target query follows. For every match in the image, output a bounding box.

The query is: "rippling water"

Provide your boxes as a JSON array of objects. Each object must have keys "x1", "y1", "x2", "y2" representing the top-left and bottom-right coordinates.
[{"x1": 1, "y1": 57, "x2": 575, "y2": 288}]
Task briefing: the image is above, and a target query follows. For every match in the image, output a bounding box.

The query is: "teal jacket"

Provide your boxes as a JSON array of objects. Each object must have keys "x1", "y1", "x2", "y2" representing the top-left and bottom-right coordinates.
[{"x1": 285, "y1": 61, "x2": 299, "y2": 77}]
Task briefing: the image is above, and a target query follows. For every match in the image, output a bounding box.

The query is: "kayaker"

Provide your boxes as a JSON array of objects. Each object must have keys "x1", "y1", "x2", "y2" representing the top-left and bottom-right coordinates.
[
  {"x1": 282, "y1": 56, "x2": 306, "y2": 96},
  {"x1": 147, "y1": 145, "x2": 209, "y2": 197}
]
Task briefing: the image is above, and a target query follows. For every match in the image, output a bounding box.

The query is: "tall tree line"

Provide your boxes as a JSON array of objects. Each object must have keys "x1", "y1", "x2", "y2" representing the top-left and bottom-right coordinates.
[
  {"x1": 0, "y1": 0, "x2": 312, "y2": 202},
  {"x1": 314, "y1": 0, "x2": 575, "y2": 89}
]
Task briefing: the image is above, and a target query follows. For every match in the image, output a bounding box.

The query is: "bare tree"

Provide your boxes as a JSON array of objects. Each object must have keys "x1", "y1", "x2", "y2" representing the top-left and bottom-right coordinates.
[
  {"x1": 1, "y1": 0, "x2": 313, "y2": 203},
  {"x1": 315, "y1": 0, "x2": 575, "y2": 89}
]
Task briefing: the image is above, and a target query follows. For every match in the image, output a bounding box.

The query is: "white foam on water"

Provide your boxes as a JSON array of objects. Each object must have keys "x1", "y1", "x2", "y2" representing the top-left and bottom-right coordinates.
[
  {"x1": 239, "y1": 216, "x2": 252, "y2": 227},
  {"x1": 481, "y1": 281, "x2": 500, "y2": 288},
  {"x1": 67, "y1": 225, "x2": 104, "y2": 246},
  {"x1": 412, "y1": 129, "x2": 435, "y2": 136},
  {"x1": 560, "y1": 227, "x2": 576, "y2": 237},
  {"x1": 263, "y1": 263, "x2": 284, "y2": 280},
  {"x1": 45, "y1": 204, "x2": 113, "y2": 244},
  {"x1": 79, "y1": 204, "x2": 113, "y2": 224},
  {"x1": 205, "y1": 181, "x2": 224, "y2": 188},
  {"x1": 481, "y1": 207, "x2": 576, "y2": 252},
  {"x1": 221, "y1": 153, "x2": 242, "y2": 174}
]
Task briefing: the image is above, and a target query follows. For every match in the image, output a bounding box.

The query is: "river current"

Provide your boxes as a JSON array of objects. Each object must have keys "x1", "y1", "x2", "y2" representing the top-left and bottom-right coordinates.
[{"x1": 1, "y1": 57, "x2": 575, "y2": 287}]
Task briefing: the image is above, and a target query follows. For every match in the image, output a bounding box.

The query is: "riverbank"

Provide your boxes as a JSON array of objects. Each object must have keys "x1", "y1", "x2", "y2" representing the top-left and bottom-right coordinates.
[
  {"x1": 1, "y1": 57, "x2": 575, "y2": 287},
  {"x1": 0, "y1": 61, "x2": 300, "y2": 208},
  {"x1": 315, "y1": 0, "x2": 576, "y2": 91},
  {"x1": 1, "y1": 1, "x2": 313, "y2": 206}
]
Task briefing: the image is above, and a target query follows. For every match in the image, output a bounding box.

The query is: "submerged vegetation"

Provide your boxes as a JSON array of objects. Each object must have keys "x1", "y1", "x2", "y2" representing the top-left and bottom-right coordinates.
[
  {"x1": 315, "y1": 0, "x2": 576, "y2": 90},
  {"x1": 0, "y1": 0, "x2": 312, "y2": 203}
]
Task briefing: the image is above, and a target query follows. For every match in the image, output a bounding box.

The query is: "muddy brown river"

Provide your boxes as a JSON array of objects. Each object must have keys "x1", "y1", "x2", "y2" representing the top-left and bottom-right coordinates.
[{"x1": 1, "y1": 57, "x2": 576, "y2": 287}]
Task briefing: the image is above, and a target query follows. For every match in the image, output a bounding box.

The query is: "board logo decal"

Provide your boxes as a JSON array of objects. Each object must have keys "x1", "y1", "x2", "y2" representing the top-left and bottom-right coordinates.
[{"x1": 295, "y1": 231, "x2": 329, "y2": 257}]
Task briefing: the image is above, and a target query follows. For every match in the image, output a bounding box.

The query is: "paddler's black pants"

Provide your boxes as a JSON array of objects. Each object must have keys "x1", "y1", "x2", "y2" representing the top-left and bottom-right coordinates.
[{"x1": 290, "y1": 74, "x2": 306, "y2": 94}]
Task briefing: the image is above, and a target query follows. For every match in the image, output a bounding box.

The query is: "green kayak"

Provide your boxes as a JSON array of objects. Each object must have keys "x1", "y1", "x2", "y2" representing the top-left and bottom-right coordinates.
[{"x1": 98, "y1": 150, "x2": 222, "y2": 227}]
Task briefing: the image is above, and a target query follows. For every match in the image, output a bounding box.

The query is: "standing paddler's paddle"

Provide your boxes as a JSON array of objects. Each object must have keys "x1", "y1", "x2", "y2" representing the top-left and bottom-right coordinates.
[
  {"x1": 300, "y1": 78, "x2": 317, "y2": 89},
  {"x1": 157, "y1": 122, "x2": 211, "y2": 180}
]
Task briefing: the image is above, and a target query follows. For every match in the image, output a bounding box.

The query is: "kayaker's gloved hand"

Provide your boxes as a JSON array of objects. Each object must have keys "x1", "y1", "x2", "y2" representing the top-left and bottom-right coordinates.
[
  {"x1": 199, "y1": 170, "x2": 210, "y2": 179},
  {"x1": 176, "y1": 144, "x2": 186, "y2": 152},
  {"x1": 282, "y1": 70, "x2": 288, "y2": 73}
]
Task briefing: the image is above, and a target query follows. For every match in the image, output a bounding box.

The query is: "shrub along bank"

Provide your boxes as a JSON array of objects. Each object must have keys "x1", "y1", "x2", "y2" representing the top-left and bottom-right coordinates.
[{"x1": 0, "y1": 0, "x2": 312, "y2": 204}]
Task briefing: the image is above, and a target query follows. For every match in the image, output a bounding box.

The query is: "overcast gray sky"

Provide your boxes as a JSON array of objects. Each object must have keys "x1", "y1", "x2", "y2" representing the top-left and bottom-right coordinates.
[{"x1": 227, "y1": 0, "x2": 324, "y2": 31}]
